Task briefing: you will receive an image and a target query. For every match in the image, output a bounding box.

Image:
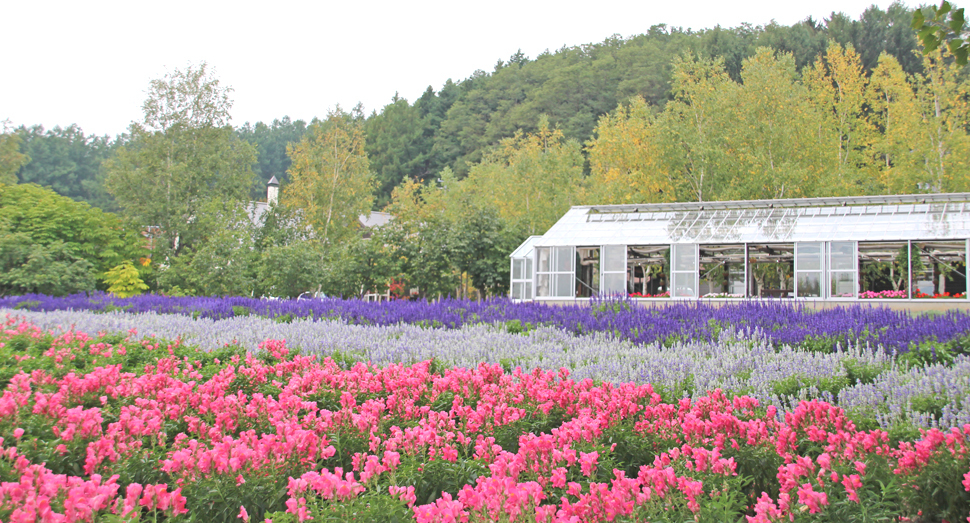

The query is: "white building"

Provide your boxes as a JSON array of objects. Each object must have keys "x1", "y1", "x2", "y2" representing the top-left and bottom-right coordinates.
[{"x1": 510, "y1": 193, "x2": 970, "y2": 307}]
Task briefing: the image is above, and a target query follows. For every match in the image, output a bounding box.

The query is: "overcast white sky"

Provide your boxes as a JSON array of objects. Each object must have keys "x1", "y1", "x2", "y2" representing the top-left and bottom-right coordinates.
[{"x1": 3, "y1": 0, "x2": 905, "y2": 138}]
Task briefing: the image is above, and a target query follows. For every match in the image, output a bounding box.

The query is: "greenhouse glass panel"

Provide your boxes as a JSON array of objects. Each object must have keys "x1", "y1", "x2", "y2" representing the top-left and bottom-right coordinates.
[
  {"x1": 536, "y1": 274, "x2": 551, "y2": 298},
  {"x1": 699, "y1": 245, "x2": 746, "y2": 297},
  {"x1": 512, "y1": 283, "x2": 523, "y2": 300},
  {"x1": 672, "y1": 244, "x2": 698, "y2": 298},
  {"x1": 673, "y1": 244, "x2": 697, "y2": 271},
  {"x1": 628, "y1": 245, "x2": 669, "y2": 297},
  {"x1": 828, "y1": 242, "x2": 856, "y2": 298},
  {"x1": 513, "y1": 259, "x2": 524, "y2": 280},
  {"x1": 555, "y1": 247, "x2": 573, "y2": 272},
  {"x1": 672, "y1": 272, "x2": 698, "y2": 298},
  {"x1": 603, "y1": 273, "x2": 626, "y2": 295},
  {"x1": 603, "y1": 245, "x2": 626, "y2": 272},
  {"x1": 796, "y1": 243, "x2": 822, "y2": 271},
  {"x1": 858, "y1": 242, "x2": 909, "y2": 299},
  {"x1": 830, "y1": 242, "x2": 855, "y2": 271},
  {"x1": 797, "y1": 273, "x2": 822, "y2": 298},
  {"x1": 748, "y1": 243, "x2": 794, "y2": 298},
  {"x1": 831, "y1": 272, "x2": 856, "y2": 298},
  {"x1": 537, "y1": 248, "x2": 550, "y2": 273},
  {"x1": 555, "y1": 274, "x2": 574, "y2": 297},
  {"x1": 601, "y1": 245, "x2": 627, "y2": 296},
  {"x1": 911, "y1": 240, "x2": 967, "y2": 298},
  {"x1": 796, "y1": 243, "x2": 823, "y2": 298}
]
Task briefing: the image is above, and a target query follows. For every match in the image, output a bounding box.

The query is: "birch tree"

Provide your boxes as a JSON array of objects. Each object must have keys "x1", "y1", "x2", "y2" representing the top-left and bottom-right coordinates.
[
  {"x1": 655, "y1": 54, "x2": 732, "y2": 202},
  {"x1": 284, "y1": 108, "x2": 375, "y2": 244},
  {"x1": 104, "y1": 63, "x2": 256, "y2": 259},
  {"x1": 586, "y1": 97, "x2": 675, "y2": 205}
]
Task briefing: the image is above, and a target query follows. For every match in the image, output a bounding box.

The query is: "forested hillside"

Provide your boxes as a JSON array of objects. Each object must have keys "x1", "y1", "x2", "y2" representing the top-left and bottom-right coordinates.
[{"x1": 5, "y1": 3, "x2": 926, "y2": 209}]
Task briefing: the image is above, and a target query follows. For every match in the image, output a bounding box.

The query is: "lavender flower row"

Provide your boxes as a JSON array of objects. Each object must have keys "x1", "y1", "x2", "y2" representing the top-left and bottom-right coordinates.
[
  {"x1": 3, "y1": 293, "x2": 970, "y2": 354},
  {"x1": 5, "y1": 308, "x2": 967, "y2": 430}
]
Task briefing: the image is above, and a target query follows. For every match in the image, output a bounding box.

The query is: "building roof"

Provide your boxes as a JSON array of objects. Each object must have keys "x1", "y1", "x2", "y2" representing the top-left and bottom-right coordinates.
[
  {"x1": 359, "y1": 211, "x2": 394, "y2": 228},
  {"x1": 534, "y1": 193, "x2": 970, "y2": 247},
  {"x1": 510, "y1": 235, "x2": 543, "y2": 258}
]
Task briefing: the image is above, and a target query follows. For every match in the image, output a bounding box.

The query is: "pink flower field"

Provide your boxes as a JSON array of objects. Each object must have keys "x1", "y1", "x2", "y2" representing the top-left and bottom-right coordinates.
[{"x1": 1, "y1": 315, "x2": 969, "y2": 523}]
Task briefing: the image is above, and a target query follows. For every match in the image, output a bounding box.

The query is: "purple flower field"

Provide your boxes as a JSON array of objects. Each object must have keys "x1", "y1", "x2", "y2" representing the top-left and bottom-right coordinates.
[{"x1": 2, "y1": 292, "x2": 970, "y2": 354}]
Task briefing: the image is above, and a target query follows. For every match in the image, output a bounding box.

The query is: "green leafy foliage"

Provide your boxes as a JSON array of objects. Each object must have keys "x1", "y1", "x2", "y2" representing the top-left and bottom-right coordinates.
[
  {"x1": 0, "y1": 122, "x2": 29, "y2": 186},
  {"x1": 284, "y1": 108, "x2": 375, "y2": 245},
  {"x1": 0, "y1": 234, "x2": 96, "y2": 296},
  {"x1": 913, "y1": 1, "x2": 969, "y2": 65},
  {"x1": 104, "y1": 260, "x2": 149, "y2": 298},
  {"x1": 104, "y1": 63, "x2": 257, "y2": 265},
  {"x1": 237, "y1": 116, "x2": 308, "y2": 199},
  {"x1": 14, "y1": 124, "x2": 120, "y2": 211},
  {"x1": 0, "y1": 184, "x2": 144, "y2": 295}
]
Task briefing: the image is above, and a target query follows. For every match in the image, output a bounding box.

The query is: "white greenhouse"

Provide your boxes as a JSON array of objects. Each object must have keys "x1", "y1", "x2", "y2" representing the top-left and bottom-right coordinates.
[{"x1": 509, "y1": 193, "x2": 970, "y2": 308}]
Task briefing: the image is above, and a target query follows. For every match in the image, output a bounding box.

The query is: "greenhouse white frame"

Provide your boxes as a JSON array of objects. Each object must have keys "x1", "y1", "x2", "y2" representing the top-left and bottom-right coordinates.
[{"x1": 509, "y1": 193, "x2": 970, "y2": 303}]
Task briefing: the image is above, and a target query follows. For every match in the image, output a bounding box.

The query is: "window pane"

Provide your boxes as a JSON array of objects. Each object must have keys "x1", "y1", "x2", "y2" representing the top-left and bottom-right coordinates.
[
  {"x1": 513, "y1": 259, "x2": 524, "y2": 280},
  {"x1": 797, "y1": 272, "x2": 822, "y2": 297},
  {"x1": 555, "y1": 273, "x2": 574, "y2": 297},
  {"x1": 830, "y1": 242, "x2": 855, "y2": 271},
  {"x1": 525, "y1": 258, "x2": 533, "y2": 278},
  {"x1": 830, "y1": 271, "x2": 856, "y2": 297},
  {"x1": 628, "y1": 245, "x2": 669, "y2": 296},
  {"x1": 672, "y1": 272, "x2": 697, "y2": 298},
  {"x1": 602, "y1": 273, "x2": 626, "y2": 295},
  {"x1": 512, "y1": 282, "x2": 523, "y2": 300},
  {"x1": 537, "y1": 248, "x2": 550, "y2": 273},
  {"x1": 699, "y1": 245, "x2": 745, "y2": 297},
  {"x1": 603, "y1": 245, "x2": 626, "y2": 272},
  {"x1": 536, "y1": 274, "x2": 550, "y2": 297},
  {"x1": 858, "y1": 242, "x2": 909, "y2": 296},
  {"x1": 525, "y1": 282, "x2": 533, "y2": 299},
  {"x1": 576, "y1": 247, "x2": 599, "y2": 298},
  {"x1": 796, "y1": 243, "x2": 822, "y2": 271},
  {"x1": 912, "y1": 241, "x2": 967, "y2": 299},
  {"x1": 673, "y1": 244, "x2": 696, "y2": 271},
  {"x1": 555, "y1": 247, "x2": 573, "y2": 272}
]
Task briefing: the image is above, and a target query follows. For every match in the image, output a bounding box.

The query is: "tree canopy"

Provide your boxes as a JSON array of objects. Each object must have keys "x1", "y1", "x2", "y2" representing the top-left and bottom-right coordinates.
[
  {"x1": 0, "y1": 184, "x2": 144, "y2": 296},
  {"x1": 103, "y1": 63, "x2": 257, "y2": 261}
]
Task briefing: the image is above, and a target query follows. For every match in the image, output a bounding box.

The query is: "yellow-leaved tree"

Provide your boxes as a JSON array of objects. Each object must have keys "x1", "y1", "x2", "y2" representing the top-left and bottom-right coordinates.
[
  {"x1": 459, "y1": 116, "x2": 585, "y2": 235},
  {"x1": 284, "y1": 108, "x2": 376, "y2": 244},
  {"x1": 0, "y1": 121, "x2": 29, "y2": 185},
  {"x1": 585, "y1": 97, "x2": 674, "y2": 205},
  {"x1": 803, "y1": 42, "x2": 874, "y2": 195},
  {"x1": 723, "y1": 48, "x2": 822, "y2": 200},
  {"x1": 653, "y1": 53, "x2": 733, "y2": 202},
  {"x1": 867, "y1": 52, "x2": 923, "y2": 193},
  {"x1": 908, "y1": 49, "x2": 970, "y2": 193}
]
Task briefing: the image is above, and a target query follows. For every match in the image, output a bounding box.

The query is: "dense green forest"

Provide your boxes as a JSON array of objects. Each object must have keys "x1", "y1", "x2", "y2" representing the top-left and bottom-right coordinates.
[{"x1": 2, "y1": 3, "x2": 970, "y2": 298}]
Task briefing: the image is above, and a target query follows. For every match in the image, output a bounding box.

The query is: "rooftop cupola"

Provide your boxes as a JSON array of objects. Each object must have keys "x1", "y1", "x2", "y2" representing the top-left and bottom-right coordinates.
[{"x1": 267, "y1": 176, "x2": 279, "y2": 205}]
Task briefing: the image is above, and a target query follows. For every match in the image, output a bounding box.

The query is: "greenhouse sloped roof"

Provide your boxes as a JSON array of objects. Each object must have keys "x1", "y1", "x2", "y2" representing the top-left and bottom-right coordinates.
[{"x1": 534, "y1": 194, "x2": 970, "y2": 246}]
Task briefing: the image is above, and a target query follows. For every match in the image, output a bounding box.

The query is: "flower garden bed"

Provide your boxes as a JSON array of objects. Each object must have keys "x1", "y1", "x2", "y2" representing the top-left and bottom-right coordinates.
[
  {"x1": 4, "y1": 293, "x2": 970, "y2": 355},
  {"x1": 1, "y1": 296, "x2": 970, "y2": 522}
]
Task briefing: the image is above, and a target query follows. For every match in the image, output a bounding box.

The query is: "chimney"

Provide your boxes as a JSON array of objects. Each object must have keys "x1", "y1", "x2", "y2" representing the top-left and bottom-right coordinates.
[{"x1": 267, "y1": 176, "x2": 279, "y2": 205}]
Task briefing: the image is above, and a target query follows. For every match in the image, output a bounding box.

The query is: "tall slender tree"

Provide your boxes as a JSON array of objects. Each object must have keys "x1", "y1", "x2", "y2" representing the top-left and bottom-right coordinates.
[
  {"x1": 284, "y1": 108, "x2": 375, "y2": 244},
  {"x1": 0, "y1": 121, "x2": 28, "y2": 185},
  {"x1": 585, "y1": 97, "x2": 673, "y2": 204},
  {"x1": 104, "y1": 63, "x2": 257, "y2": 262}
]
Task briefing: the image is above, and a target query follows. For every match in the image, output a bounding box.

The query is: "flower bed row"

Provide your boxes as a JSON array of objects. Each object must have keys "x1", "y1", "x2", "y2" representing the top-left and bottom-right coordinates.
[
  {"x1": 6, "y1": 308, "x2": 970, "y2": 431},
  {"x1": 4, "y1": 293, "x2": 970, "y2": 355},
  {"x1": 1, "y1": 316, "x2": 970, "y2": 523}
]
